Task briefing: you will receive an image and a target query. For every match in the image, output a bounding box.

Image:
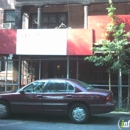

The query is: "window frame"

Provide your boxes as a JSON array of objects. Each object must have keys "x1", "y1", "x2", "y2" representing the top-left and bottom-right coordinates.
[
  {"x1": 4, "y1": 10, "x2": 15, "y2": 23},
  {"x1": 30, "y1": 12, "x2": 68, "y2": 29}
]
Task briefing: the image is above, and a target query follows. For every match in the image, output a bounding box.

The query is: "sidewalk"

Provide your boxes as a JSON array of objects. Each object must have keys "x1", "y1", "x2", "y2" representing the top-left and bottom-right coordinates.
[{"x1": 110, "y1": 111, "x2": 130, "y2": 114}]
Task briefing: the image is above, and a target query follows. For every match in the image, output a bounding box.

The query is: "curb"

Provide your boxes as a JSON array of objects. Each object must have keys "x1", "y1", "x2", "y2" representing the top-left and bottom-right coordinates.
[{"x1": 110, "y1": 111, "x2": 130, "y2": 114}]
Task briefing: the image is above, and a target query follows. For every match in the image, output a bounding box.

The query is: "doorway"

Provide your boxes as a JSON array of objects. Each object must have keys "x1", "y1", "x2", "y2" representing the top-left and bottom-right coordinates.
[{"x1": 41, "y1": 60, "x2": 67, "y2": 78}]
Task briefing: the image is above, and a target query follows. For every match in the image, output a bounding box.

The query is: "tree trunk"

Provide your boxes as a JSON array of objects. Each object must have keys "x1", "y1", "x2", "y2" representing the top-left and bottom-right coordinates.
[
  {"x1": 128, "y1": 69, "x2": 130, "y2": 107},
  {"x1": 128, "y1": 85, "x2": 130, "y2": 107},
  {"x1": 118, "y1": 68, "x2": 122, "y2": 109},
  {"x1": 108, "y1": 69, "x2": 111, "y2": 91}
]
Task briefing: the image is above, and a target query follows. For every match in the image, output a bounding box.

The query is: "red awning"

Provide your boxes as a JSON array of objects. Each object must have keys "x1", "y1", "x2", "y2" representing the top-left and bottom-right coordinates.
[{"x1": 0, "y1": 29, "x2": 93, "y2": 55}]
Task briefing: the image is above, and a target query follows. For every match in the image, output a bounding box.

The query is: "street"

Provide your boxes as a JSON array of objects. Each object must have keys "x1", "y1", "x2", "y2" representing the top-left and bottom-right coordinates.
[{"x1": 0, "y1": 113, "x2": 130, "y2": 130}]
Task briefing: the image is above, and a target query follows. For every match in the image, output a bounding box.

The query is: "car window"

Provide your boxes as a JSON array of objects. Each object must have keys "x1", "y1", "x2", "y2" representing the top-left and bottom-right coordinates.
[
  {"x1": 44, "y1": 81, "x2": 63, "y2": 92},
  {"x1": 66, "y1": 82, "x2": 75, "y2": 92},
  {"x1": 23, "y1": 81, "x2": 46, "y2": 93},
  {"x1": 72, "y1": 79, "x2": 94, "y2": 90},
  {"x1": 44, "y1": 81, "x2": 75, "y2": 93}
]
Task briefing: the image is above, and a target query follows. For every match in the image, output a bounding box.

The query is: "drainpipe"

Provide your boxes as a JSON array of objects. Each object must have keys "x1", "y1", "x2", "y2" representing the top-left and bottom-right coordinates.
[{"x1": 37, "y1": 7, "x2": 42, "y2": 29}]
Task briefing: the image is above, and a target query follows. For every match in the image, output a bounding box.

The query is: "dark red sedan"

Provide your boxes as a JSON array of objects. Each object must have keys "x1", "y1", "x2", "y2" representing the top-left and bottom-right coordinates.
[{"x1": 0, "y1": 78, "x2": 116, "y2": 124}]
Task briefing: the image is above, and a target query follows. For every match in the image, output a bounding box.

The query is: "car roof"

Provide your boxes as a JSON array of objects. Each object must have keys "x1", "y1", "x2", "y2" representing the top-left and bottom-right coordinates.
[{"x1": 34, "y1": 78, "x2": 78, "y2": 82}]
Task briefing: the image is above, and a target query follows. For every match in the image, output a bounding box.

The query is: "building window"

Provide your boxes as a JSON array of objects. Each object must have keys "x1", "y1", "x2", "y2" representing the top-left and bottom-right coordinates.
[
  {"x1": 30, "y1": 12, "x2": 67, "y2": 29},
  {"x1": 0, "y1": 10, "x2": 3, "y2": 24},
  {"x1": 0, "y1": 59, "x2": 5, "y2": 71},
  {"x1": 8, "y1": 61, "x2": 13, "y2": 71},
  {"x1": 4, "y1": 10, "x2": 15, "y2": 23},
  {"x1": 0, "y1": 57, "x2": 13, "y2": 71}
]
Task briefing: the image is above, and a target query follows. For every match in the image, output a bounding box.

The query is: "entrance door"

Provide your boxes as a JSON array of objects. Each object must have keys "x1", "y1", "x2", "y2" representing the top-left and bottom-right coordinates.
[{"x1": 41, "y1": 61, "x2": 67, "y2": 78}]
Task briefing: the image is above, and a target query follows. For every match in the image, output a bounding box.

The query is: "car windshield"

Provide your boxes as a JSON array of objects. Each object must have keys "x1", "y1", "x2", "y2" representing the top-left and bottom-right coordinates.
[
  {"x1": 17, "y1": 81, "x2": 45, "y2": 93},
  {"x1": 72, "y1": 79, "x2": 94, "y2": 90}
]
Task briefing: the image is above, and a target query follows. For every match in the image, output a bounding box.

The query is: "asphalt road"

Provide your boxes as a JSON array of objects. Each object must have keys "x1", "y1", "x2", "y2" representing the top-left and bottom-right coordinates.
[{"x1": 0, "y1": 113, "x2": 130, "y2": 130}]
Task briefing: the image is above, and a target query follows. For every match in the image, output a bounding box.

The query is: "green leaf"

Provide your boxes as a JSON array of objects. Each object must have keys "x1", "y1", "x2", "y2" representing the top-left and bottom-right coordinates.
[{"x1": 84, "y1": 0, "x2": 130, "y2": 72}]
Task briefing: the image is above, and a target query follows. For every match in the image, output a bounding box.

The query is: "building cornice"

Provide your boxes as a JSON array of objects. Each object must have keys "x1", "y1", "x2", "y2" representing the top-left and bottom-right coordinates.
[{"x1": 15, "y1": 0, "x2": 130, "y2": 7}]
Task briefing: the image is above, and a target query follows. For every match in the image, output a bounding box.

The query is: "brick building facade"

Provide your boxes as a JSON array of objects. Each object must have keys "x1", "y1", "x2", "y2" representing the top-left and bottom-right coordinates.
[{"x1": 0, "y1": 0, "x2": 130, "y2": 105}]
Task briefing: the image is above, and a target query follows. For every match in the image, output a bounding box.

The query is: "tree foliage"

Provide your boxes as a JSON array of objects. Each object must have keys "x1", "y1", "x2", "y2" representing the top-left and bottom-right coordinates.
[{"x1": 84, "y1": 0, "x2": 130, "y2": 72}]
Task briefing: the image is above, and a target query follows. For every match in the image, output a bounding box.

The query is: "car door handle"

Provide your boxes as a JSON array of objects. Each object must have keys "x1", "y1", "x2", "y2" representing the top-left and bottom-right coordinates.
[
  {"x1": 37, "y1": 95, "x2": 42, "y2": 98},
  {"x1": 66, "y1": 95, "x2": 72, "y2": 98}
]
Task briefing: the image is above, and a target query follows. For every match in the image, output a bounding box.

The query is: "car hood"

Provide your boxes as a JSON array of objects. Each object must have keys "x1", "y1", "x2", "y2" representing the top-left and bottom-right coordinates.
[{"x1": 0, "y1": 91, "x2": 16, "y2": 95}]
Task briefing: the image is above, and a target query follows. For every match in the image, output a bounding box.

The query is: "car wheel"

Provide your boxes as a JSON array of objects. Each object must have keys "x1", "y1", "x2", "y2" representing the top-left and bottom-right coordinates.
[
  {"x1": 0, "y1": 101, "x2": 10, "y2": 119},
  {"x1": 69, "y1": 103, "x2": 89, "y2": 124}
]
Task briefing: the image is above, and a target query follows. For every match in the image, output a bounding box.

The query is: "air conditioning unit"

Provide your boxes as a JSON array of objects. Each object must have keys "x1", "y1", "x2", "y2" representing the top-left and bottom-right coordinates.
[{"x1": 2, "y1": 23, "x2": 14, "y2": 29}]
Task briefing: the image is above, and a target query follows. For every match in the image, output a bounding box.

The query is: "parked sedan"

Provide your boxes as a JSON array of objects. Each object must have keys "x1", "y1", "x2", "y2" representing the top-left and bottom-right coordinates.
[{"x1": 0, "y1": 78, "x2": 116, "y2": 124}]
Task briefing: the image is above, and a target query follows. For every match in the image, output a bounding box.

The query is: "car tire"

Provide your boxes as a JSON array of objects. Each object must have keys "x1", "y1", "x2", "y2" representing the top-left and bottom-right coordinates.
[
  {"x1": 0, "y1": 101, "x2": 11, "y2": 119},
  {"x1": 69, "y1": 103, "x2": 89, "y2": 124}
]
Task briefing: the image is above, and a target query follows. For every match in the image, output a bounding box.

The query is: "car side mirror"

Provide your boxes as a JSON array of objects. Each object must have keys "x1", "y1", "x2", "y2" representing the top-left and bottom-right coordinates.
[
  {"x1": 19, "y1": 90, "x2": 25, "y2": 94},
  {"x1": 87, "y1": 84, "x2": 94, "y2": 90},
  {"x1": 88, "y1": 84, "x2": 93, "y2": 87}
]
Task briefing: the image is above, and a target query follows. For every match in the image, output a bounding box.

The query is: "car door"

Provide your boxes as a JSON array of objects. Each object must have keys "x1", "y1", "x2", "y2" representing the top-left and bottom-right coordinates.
[
  {"x1": 11, "y1": 81, "x2": 46, "y2": 113},
  {"x1": 42, "y1": 80, "x2": 75, "y2": 114}
]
